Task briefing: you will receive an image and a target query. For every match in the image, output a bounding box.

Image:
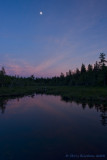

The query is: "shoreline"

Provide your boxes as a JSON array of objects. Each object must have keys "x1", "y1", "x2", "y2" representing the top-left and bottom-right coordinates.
[{"x1": 0, "y1": 86, "x2": 107, "y2": 102}]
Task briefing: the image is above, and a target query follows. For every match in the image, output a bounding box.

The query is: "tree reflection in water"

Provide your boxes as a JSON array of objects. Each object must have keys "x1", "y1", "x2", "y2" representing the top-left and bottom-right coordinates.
[
  {"x1": 99, "y1": 104, "x2": 107, "y2": 126},
  {"x1": 61, "y1": 96, "x2": 107, "y2": 126},
  {"x1": 0, "y1": 97, "x2": 8, "y2": 114},
  {"x1": 0, "y1": 94, "x2": 107, "y2": 126}
]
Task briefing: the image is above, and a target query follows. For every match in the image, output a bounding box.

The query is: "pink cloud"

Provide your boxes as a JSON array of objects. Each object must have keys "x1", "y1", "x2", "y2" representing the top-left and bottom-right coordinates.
[{"x1": 4, "y1": 53, "x2": 67, "y2": 77}]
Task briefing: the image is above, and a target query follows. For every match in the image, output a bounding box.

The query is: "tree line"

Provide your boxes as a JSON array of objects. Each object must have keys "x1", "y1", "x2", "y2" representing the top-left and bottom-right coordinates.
[{"x1": 0, "y1": 53, "x2": 107, "y2": 87}]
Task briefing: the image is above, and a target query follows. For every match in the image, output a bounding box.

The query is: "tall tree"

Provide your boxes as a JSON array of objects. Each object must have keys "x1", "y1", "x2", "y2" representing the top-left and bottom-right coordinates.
[
  {"x1": 99, "y1": 53, "x2": 107, "y2": 68},
  {"x1": 94, "y1": 61, "x2": 99, "y2": 71},
  {"x1": 60, "y1": 72, "x2": 64, "y2": 78},
  {"x1": 87, "y1": 64, "x2": 93, "y2": 72},
  {"x1": 0, "y1": 67, "x2": 6, "y2": 75},
  {"x1": 81, "y1": 63, "x2": 86, "y2": 74},
  {"x1": 75, "y1": 68, "x2": 80, "y2": 75},
  {"x1": 0, "y1": 67, "x2": 6, "y2": 87}
]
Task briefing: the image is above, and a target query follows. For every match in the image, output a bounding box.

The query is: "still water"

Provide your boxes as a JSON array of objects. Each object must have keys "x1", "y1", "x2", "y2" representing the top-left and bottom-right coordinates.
[{"x1": 0, "y1": 94, "x2": 107, "y2": 160}]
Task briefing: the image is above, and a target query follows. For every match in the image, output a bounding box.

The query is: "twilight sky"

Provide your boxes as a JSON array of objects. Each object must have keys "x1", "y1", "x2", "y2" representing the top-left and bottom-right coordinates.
[{"x1": 0, "y1": 0, "x2": 107, "y2": 77}]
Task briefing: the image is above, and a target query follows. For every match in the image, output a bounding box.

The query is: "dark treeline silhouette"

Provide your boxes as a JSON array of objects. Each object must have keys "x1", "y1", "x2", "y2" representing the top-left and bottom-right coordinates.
[{"x1": 0, "y1": 53, "x2": 107, "y2": 87}]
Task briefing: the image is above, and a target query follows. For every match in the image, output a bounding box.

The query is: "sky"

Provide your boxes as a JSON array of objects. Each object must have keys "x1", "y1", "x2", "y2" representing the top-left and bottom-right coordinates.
[{"x1": 0, "y1": 0, "x2": 107, "y2": 77}]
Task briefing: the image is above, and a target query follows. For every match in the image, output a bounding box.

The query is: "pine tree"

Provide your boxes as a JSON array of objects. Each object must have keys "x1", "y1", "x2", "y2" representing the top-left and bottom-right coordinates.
[
  {"x1": 88, "y1": 64, "x2": 93, "y2": 72},
  {"x1": 99, "y1": 53, "x2": 107, "y2": 68},
  {"x1": 81, "y1": 63, "x2": 86, "y2": 74}
]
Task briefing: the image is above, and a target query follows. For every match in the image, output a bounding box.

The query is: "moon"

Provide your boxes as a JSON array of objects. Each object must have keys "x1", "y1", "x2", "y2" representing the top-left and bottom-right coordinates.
[{"x1": 40, "y1": 11, "x2": 43, "y2": 15}]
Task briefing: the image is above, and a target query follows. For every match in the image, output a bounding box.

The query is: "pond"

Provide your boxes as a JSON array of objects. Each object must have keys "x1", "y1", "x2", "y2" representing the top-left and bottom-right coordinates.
[{"x1": 0, "y1": 94, "x2": 107, "y2": 160}]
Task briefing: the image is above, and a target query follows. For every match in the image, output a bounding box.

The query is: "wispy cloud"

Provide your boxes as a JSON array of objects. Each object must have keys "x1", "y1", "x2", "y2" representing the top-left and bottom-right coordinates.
[{"x1": 3, "y1": 52, "x2": 68, "y2": 77}]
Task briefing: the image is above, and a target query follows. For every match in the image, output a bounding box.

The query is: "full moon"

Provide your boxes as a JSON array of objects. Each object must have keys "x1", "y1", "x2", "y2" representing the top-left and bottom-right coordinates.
[{"x1": 40, "y1": 11, "x2": 43, "y2": 15}]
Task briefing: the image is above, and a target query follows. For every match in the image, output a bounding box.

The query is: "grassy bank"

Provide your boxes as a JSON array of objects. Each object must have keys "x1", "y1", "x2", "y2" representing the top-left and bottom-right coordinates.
[
  {"x1": 0, "y1": 86, "x2": 37, "y2": 97},
  {"x1": 47, "y1": 86, "x2": 107, "y2": 99},
  {"x1": 38, "y1": 86, "x2": 107, "y2": 102},
  {"x1": 0, "y1": 86, "x2": 107, "y2": 102}
]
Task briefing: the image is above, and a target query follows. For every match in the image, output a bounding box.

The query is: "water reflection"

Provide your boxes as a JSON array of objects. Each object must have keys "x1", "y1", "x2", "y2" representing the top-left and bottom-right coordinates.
[
  {"x1": 0, "y1": 94, "x2": 35, "y2": 114},
  {"x1": 0, "y1": 94, "x2": 107, "y2": 126},
  {"x1": 0, "y1": 97, "x2": 8, "y2": 114},
  {"x1": 61, "y1": 96, "x2": 107, "y2": 126},
  {"x1": 0, "y1": 94, "x2": 107, "y2": 160}
]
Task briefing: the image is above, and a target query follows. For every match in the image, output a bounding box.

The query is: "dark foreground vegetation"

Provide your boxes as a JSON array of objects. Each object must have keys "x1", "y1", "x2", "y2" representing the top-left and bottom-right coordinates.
[{"x1": 0, "y1": 53, "x2": 107, "y2": 101}]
